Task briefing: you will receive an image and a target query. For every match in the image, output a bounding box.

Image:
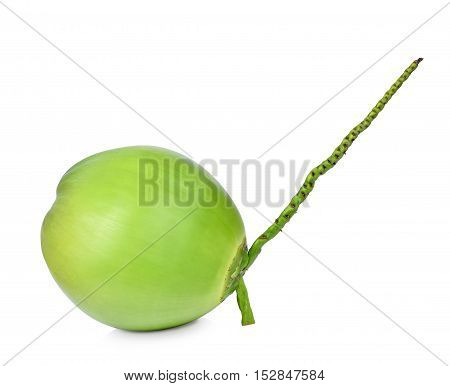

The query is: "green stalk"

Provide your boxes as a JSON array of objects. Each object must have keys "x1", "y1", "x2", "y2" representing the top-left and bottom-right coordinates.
[
  {"x1": 236, "y1": 278, "x2": 255, "y2": 325},
  {"x1": 236, "y1": 58, "x2": 423, "y2": 324}
]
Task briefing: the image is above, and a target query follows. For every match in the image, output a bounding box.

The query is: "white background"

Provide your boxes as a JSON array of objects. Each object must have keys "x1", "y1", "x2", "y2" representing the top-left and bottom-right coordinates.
[{"x1": 1, "y1": 0, "x2": 449, "y2": 384}]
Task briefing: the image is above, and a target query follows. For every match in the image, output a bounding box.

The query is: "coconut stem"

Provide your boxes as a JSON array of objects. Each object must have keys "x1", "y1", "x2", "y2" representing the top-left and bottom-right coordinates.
[
  {"x1": 245, "y1": 58, "x2": 423, "y2": 269},
  {"x1": 236, "y1": 277, "x2": 255, "y2": 325}
]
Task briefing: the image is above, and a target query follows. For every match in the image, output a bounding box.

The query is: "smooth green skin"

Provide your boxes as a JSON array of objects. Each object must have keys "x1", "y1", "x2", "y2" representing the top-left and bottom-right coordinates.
[{"x1": 41, "y1": 146, "x2": 246, "y2": 331}]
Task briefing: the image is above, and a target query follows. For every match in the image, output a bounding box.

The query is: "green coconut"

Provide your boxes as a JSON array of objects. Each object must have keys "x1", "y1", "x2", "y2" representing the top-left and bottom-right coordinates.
[{"x1": 41, "y1": 59, "x2": 422, "y2": 331}]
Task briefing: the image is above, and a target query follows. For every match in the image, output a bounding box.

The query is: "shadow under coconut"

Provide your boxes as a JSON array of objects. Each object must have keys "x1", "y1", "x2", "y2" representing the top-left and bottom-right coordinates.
[{"x1": 107, "y1": 317, "x2": 210, "y2": 341}]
